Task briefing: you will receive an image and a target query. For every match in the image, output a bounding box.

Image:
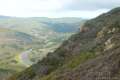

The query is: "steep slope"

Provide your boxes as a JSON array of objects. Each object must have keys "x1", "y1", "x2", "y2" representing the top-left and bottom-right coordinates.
[
  {"x1": 8, "y1": 7, "x2": 120, "y2": 80},
  {"x1": 40, "y1": 7, "x2": 120, "y2": 80},
  {"x1": 41, "y1": 8, "x2": 120, "y2": 80}
]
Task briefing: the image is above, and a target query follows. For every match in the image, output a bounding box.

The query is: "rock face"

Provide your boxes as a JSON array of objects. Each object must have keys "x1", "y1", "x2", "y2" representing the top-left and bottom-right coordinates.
[{"x1": 8, "y1": 7, "x2": 120, "y2": 80}]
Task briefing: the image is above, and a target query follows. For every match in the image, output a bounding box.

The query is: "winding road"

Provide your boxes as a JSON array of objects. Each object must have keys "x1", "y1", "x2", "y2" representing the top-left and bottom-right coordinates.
[{"x1": 19, "y1": 49, "x2": 33, "y2": 67}]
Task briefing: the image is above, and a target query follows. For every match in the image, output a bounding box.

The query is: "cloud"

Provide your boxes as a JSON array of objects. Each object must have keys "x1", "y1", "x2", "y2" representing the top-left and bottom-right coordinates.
[
  {"x1": 65, "y1": 0, "x2": 120, "y2": 10},
  {"x1": 0, "y1": 0, "x2": 118, "y2": 18},
  {"x1": 55, "y1": 9, "x2": 109, "y2": 18},
  {"x1": 0, "y1": 0, "x2": 62, "y2": 11},
  {"x1": 0, "y1": 0, "x2": 73, "y2": 17}
]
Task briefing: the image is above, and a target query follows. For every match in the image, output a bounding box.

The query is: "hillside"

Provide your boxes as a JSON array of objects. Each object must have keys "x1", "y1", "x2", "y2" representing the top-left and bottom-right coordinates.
[
  {"x1": 8, "y1": 7, "x2": 120, "y2": 80},
  {"x1": 0, "y1": 28, "x2": 35, "y2": 80}
]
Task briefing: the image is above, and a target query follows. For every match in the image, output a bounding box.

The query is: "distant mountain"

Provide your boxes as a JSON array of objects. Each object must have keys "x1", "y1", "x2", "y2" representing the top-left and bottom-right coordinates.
[
  {"x1": 0, "y1": 17, "x2": 84, "y2": 33},
  {"x1": 8, "y1": 7, "x2": 120, "y2": 80},
  {"x1": 0, "y1": 15, "x2": 11, "y2": 19}
]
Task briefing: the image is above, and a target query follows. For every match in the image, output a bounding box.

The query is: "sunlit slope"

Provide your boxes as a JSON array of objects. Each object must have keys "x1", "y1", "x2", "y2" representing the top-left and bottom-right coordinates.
[{"x1": 0, "y1": 28, "x2": 34, "y2": 74}]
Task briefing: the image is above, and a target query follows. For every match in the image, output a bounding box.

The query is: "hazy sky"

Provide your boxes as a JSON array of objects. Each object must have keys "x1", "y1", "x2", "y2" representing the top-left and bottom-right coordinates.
[{"x1": 0, "y1": 0, "x2": 119, "y2": 18}]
